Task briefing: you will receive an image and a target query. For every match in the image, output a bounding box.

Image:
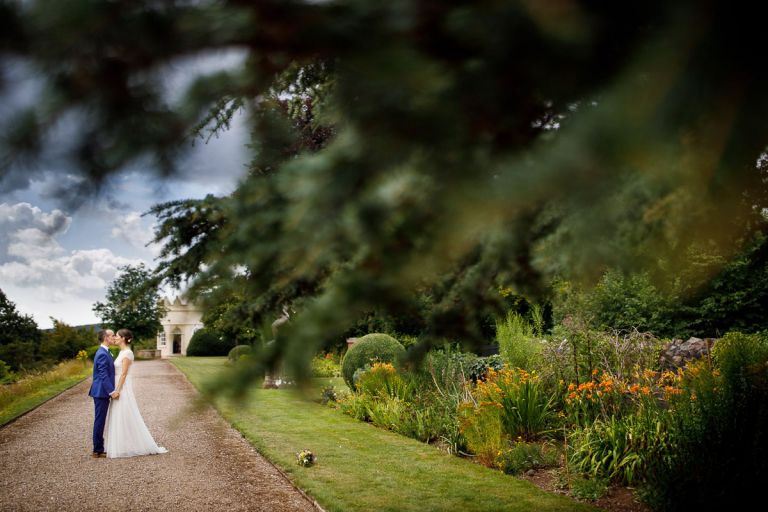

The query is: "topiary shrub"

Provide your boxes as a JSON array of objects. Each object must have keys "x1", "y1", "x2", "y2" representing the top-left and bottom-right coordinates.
[
  {"x1": 341, "y1": 333, "x2": 405, "y2": 389},
  {"x1": 186, "y1": 328, "x2": 234, "y2": 356},
  {"x1": 228, "y1": 345, "x2": 252, "y2": 362}
]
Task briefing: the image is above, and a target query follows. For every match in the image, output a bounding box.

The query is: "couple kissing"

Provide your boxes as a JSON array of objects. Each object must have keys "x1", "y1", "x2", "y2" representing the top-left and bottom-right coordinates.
[{"x1": 88, "y1": 328, "x2": 167, "y2": 459}]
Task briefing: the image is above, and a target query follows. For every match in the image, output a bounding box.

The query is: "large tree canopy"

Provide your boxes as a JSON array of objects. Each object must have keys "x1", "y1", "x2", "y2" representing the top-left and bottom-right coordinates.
[
  {"x1": 2, "y1": 1, "x2": 767, "y2": 389},
  {"x1": 92, "y1": 264, "x2": 163, "y2": 341}
]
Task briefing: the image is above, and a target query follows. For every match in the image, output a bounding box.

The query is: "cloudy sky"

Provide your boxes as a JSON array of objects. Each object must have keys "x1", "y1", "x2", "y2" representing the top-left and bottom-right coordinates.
[{"x1": 0, "y1": 55, "x2": 250, "y2": 329}]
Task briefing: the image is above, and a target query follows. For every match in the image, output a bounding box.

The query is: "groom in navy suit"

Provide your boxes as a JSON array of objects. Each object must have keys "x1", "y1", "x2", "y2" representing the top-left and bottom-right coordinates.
[{"x1": 89, "y1": 329, "x2": 119, "y2": 458}]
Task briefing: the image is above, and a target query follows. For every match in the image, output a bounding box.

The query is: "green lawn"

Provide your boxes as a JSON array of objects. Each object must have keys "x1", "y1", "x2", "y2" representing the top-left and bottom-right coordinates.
[
  {"x1": 172, "y1": 357, "x2": 595, "y2": 512},
  {"x1": 0, "y1": 360, "x2": 92, "y2": 426}
]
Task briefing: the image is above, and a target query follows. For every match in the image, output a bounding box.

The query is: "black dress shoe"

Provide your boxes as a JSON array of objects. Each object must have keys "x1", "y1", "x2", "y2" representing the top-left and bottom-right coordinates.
[{"x1": 91, "y1": 452, "x2": 106, "y2": 458}]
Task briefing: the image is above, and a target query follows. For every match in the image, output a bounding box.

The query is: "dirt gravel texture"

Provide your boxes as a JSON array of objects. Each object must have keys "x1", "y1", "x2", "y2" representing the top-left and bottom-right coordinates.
[{"x1": 0, "y1": 359, "x2": 316, "y2": 512}]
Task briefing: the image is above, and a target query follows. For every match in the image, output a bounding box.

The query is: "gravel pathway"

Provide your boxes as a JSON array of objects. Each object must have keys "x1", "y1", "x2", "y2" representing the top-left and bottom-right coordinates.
[{"x1": 0, "y1": 359, "x2": 316, "y2": 512}]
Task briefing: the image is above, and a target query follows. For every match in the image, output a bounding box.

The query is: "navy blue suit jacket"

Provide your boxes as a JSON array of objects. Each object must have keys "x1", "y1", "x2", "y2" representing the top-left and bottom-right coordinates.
[{"x1": 89, "y1": 346, "x2": 115, "y2": 398}]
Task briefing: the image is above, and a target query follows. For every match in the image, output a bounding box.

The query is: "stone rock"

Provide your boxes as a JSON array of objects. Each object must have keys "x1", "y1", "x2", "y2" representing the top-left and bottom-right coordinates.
[
  {"x1": 660, "y1": 337, "x2": 717, "y2": 369},
  {"x1": 526, "y1": 469, "x2": 536, "y2": 477}
]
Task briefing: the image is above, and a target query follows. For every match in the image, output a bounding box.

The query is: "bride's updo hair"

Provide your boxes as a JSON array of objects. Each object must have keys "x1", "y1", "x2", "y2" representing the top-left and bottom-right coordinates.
[{"x1": 117, "y1": 328, "x2": 134, "y2": 345}]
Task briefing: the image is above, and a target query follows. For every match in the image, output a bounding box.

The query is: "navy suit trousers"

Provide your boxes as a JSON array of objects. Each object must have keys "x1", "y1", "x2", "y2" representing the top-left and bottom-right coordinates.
[{"x1": 92, "y1": 397, "x2": 110, "y2": 453}]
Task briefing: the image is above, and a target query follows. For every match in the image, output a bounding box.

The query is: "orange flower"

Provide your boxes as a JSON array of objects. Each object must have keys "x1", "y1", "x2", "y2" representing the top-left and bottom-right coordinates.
[{"x1": 641, "y1": 386, "x2": 651, "y2": 396}]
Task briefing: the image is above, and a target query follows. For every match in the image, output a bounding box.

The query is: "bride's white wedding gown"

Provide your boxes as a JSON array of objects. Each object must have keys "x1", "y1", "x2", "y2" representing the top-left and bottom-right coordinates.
[{"x1": 105, "y1": 349, "x2": 168, "y2": 458}]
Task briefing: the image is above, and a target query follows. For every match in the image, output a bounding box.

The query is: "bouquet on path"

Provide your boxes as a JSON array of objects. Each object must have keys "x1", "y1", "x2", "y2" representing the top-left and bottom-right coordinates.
[{"x1": 296, "y1": 449, "x2": 316, "y2": 467}]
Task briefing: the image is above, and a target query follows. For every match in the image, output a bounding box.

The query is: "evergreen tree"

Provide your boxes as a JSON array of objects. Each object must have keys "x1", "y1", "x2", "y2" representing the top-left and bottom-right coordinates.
[{"x1": 3, "y1": 2, "x2": 768, "y2": 385}]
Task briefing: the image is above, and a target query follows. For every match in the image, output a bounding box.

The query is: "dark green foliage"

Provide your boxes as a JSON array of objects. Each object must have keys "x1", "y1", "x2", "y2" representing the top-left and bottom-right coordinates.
[
  {"x1": 4, "y1": 2, "x2": 768, "y2": 391},
  {"x1": 0, "y1": 289, "x2": 41, "y2": 370},
  {"x1": 341, "y1": 333, "x2": 405, "y2": 388},
  {"x1": 642, "y1": 332, "x2": 768, "y2": 510},
  {"x1": 201, "y1": 288, "x2": 260, "y2": 347},
  {"x1": 86, "y1": 345, "x2": 120, "y2": 360},
  {"x1": 467, "y1": 355, "x2": 505, "y2": 383},
  {"x1": 92, "y1": 264, "x2": 163, "y2": 342},
  {"x1": 40, "y1": 319, "x2": 92, "y2": 362},
  {"x1": 0, "y1": 341, "x2": 39, "y2": 372},
  {"x1": 0, "y1": 360, "x2": 13, "y2": 384},
  {"x1": 227, "y1": 345, "x2": 252, "y2": 362},
  {"x1": 187, "y1": 328, "x2": 233, "y2": 357},
  {"x1": 586, "y1": 271, "x2": 672, "y2": 336},
  {"x1": 683, "y1": 233, "x2": 768, "y2": 336},
  {"x1": 559, "y1": 229, "x2": 768, "y2": 339}
]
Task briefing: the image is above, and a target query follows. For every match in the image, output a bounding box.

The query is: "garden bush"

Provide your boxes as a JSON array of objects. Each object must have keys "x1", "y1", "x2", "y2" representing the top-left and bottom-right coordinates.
[
  {"x1": 186, "y1": 328, "x2": 234, "y2": 356},
  {"x1": 463, "y1": 367, "x2": 555, "y2": 442},
  {"x1": 568, "y1": 410, "x2": 672, "y2": 486},
  {"x1": 228, "y1": 345, "x2": 252, "y2": 362},
  {"x1": 642, "y1": 331, "x2": 768, "y2": 510},
  {"x1": 341, "y1": 333, "x2": 405, "y2": 388},
  {"x1": 311, "y1": 352, "x2": 341, "y2": 377},
  {"x1": 466, "y1": 354, "x2": 504, "y2": 383},
  {"x1": 356, "y1": 362, "x2": 414, "y2": 401}
]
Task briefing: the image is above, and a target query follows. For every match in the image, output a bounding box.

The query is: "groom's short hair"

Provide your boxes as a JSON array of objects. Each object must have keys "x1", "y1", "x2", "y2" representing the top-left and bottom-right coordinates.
[{"x1": 97, "y1": 329, "x2": 109, "y2": 343}]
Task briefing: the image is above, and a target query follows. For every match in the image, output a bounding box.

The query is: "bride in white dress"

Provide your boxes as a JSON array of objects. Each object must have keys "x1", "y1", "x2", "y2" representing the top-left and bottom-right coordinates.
[{"x1": 105, "y1": 328, "x2": 168, "y2": 458}]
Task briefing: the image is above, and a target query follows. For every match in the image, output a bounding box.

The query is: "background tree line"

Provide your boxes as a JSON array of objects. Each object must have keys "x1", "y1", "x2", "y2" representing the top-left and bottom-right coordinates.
[{"x1": 0, "y1": 287, "x2": 93, "y2": 373}]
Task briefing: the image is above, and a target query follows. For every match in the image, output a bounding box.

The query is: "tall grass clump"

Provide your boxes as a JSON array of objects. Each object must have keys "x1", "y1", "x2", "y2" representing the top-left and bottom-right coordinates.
[
  {"x1": 460, "y1": 366, "x2": 556, "y2": 466},
  {"x1": 0, "y1": 359, "x2": 92, "y2": 424},
  {"x1": 496, "y1": 307, "x2": 544, "y2": 371}
]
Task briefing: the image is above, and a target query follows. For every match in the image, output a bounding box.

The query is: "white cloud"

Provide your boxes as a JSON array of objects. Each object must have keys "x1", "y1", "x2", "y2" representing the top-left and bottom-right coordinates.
[
  {"x1": 0, "y1": 247, "x2": 141, "y2": 299},
  {"x1": 0, "y1": 202, "x2": 71, "y2": 263},
  {"x1": 8, "y1": 227, "x2": 64, "y2": 260},
  {"x1": 0, "y1": 202, "x2": 147, "y2": 328},
  {"x1": 110, "y1": 210, "x2": 159, "y2": 255}
]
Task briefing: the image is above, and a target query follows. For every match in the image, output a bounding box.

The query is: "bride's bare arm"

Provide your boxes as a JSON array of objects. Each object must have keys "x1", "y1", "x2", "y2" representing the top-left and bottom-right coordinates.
[{"x1": 114, "y1": 358, "x2": 132, "y2": 396}]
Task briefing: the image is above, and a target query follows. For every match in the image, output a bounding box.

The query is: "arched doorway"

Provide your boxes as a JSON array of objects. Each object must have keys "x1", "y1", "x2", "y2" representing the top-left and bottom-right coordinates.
[{"x1": 173, "y1": 329, "x2": 182, "y2": 354}]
